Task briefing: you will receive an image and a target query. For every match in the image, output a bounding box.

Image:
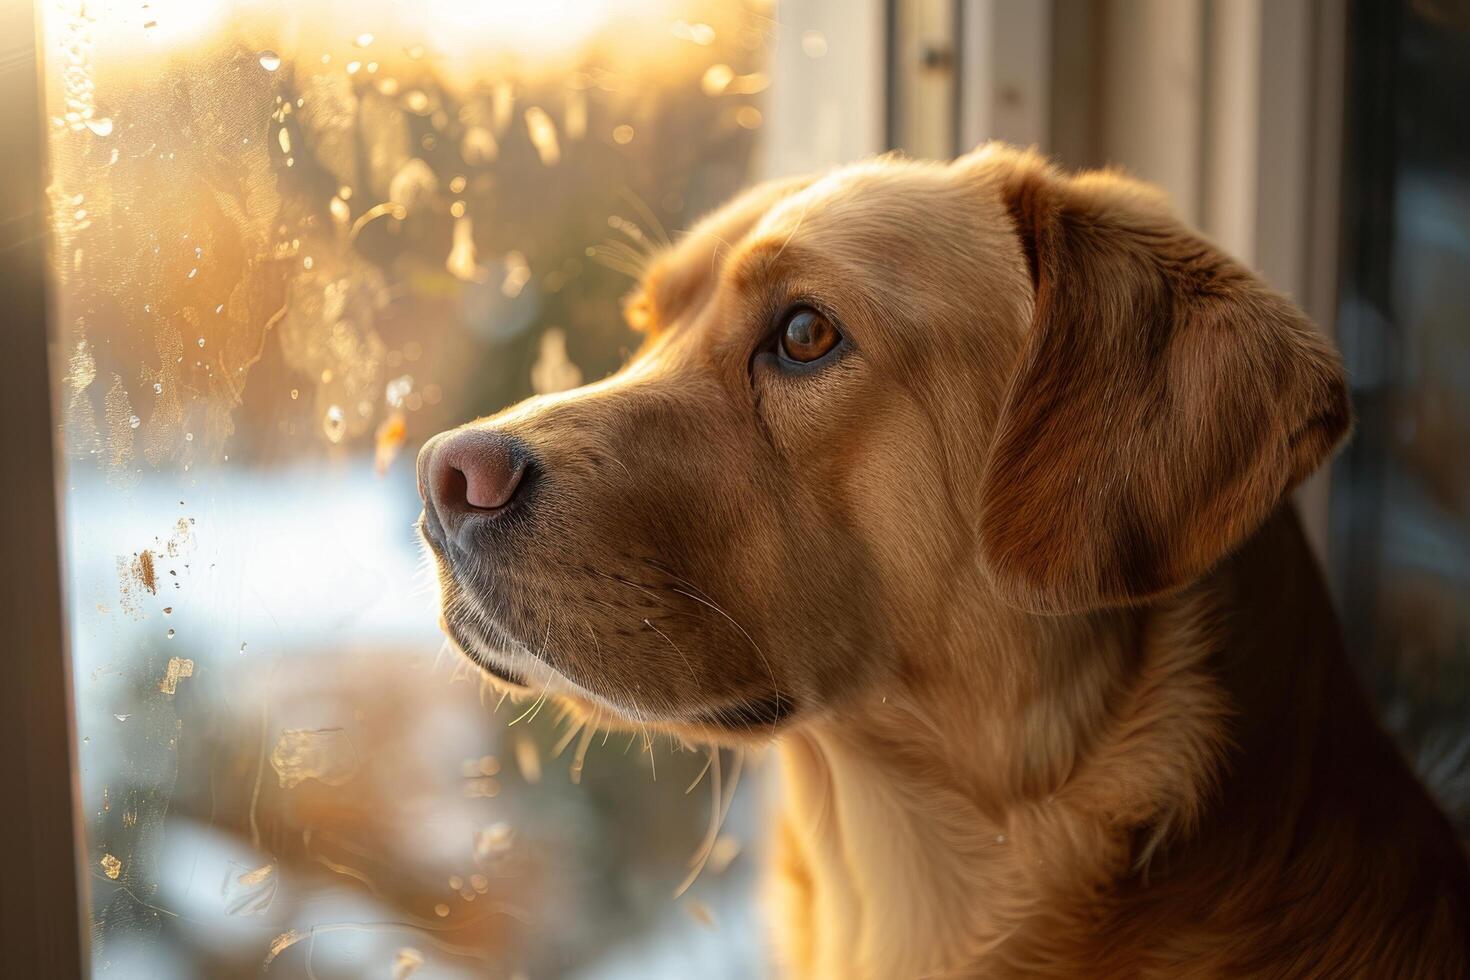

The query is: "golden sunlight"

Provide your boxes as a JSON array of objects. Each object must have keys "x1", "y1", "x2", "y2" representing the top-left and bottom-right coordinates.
[{"x1": 52, "y1": 0, "x2": 708, "y2": 80}]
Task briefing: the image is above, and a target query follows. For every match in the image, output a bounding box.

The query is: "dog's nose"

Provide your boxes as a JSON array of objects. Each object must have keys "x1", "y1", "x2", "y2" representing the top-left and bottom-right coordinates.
[{"x1": 418, "y1": 429, "x2": 533, "y2": 529}]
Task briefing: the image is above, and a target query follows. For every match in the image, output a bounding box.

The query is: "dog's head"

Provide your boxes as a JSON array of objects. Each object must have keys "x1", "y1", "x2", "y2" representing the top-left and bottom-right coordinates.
[{"x1": 416, "y1": 145, "x2": 1349, "y2": 740}]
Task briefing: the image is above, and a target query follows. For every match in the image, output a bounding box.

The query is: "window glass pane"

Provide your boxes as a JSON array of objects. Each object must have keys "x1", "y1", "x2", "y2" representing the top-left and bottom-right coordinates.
[
  {"x1": 1332, "y1": 2, "x2": 1470, "y2": 826},
  {"x1": 42, "y1": 2, "x2": 850, "y2": 974}
]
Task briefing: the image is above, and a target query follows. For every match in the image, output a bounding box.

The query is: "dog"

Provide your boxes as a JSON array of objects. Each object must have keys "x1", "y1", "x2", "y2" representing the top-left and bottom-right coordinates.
[{"x1": 417, "y1": 144, "x2": 1470, "y2": 978}]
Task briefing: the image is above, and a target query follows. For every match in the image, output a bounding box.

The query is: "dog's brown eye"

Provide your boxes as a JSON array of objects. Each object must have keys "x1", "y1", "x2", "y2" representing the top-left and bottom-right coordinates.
[{"x1": 779, "y1": 307, "x2": 840, "y2": 363}]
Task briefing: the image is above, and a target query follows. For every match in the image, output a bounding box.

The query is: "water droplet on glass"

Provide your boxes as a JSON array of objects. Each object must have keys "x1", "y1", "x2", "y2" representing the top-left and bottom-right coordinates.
[
  {"x1": 354, "y1": 32, "x2": 374, "y2": 47},
  {"x1": 114, "y1": 713, "x2": 130, "y2": 722},
  {"x1": 153, "y1": 382, "x2": 163, "y2": 394},
  {"x1": 128, "y1": 414, "x2": 140, "y2": 429},
  {"x1": 389, "y1": 157, "x2": 437, "y2": 208},
  {"x1": 474, "y1": 822, "x2": 514, "y2": 860},
  {"x1": 531, "y1": 327, "x2": 582, "y2": 394},
  {"x1": 85, "y1": 117, "x2": 114, "y2": 137},
  {"x1": 524, "y1": 107, "x2": 560, "y2": 165},
  {"x1": 461, "y1": 126, "x2": 497, "y2": 164},
  {"x1": 323, "y1": 405, "x2": 346, "y2": 443},
  {"x1": 187, "y1": 267, "x2": 198, "y2": 279},
  {"x1": 392, "y1": 947, "x2": 425, "y2": 980},
  {"x1": 735, "y1": 106, "x2": 763, "y2": 130},
  {"x1": 290, "y1": 388, "x2": 299, "y2": 400},
  {"x1": 446, "y1": 215, "x2": 481, "y2": 282},
  {"x1": 701, "y1": 64, "x2": 734, "y2": 96},
  {"x1": 259, "y1": 51, "x2": 281, "y2": 71},
  {"x1": 197, "y1": 337, "x2": 205, "y2": 348},
  {"x1": 166, "y1": 628, "x2": 176, "y2": 639},
  {"x1": 184, "y1": 432, "x2": 193, "y2": 442}
]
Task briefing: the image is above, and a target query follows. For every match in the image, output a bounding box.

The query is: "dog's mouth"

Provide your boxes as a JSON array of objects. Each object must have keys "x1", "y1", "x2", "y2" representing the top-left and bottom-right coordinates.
[
  {"x1": 420, "y1": 515, "x2": 532, "y2": 691},
  {"x1": 440, "y1": 613, "x2": 529, "y2": 689},
  {"x1": 419, "y1": 512, "x2": 801, "y2": 737},
  {"x1": 690, "y1": 691, "x2": 798, "y2": 731}
]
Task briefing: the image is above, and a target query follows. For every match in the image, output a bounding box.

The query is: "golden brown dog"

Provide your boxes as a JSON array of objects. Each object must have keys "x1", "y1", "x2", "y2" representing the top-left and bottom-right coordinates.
[{"x1": 417, "y1": 144, "x2": 1470, "y2": 978}]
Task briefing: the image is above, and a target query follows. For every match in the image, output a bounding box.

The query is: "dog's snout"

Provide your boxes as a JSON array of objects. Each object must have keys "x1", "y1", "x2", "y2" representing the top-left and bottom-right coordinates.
[{"x1": 418, "y1": 429, "x2": 534, "y2": 535}]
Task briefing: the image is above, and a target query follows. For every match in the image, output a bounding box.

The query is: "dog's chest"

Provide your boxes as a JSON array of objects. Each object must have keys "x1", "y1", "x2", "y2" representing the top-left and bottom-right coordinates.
[{"x1": 774, "y1": 739, "x2": 1025, "y2": 978}]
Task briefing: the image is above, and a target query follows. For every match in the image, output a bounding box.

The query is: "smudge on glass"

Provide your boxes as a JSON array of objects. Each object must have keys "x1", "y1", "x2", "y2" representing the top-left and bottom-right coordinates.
[
  {"x1": 158, "y1": 656, "x2": 194, "y2": 695},
  {"x1": 222, "y1": 860, "x2": 278, "y2": 916},
  {"x1": 269, "y1": 728, "x2": 359, "y2": 788}
]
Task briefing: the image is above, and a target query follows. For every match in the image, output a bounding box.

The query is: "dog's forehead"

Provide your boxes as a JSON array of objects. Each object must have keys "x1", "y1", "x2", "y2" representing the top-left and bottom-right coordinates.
[
  {"x1": 658, "y1": 161, "x2": 918, "y2": 285},
  {"x1": 748, "y1": 159, "x2": 947, "y2": 251},
  {"x1": 748, "y1": 167, "x2": 864, "y2": 241},
  {"x1": 634, "y1": 174, "x2": 814, "y2": 330},
  {"x1": 638, "y1": 159, "x2": 960, "y2": 334}
]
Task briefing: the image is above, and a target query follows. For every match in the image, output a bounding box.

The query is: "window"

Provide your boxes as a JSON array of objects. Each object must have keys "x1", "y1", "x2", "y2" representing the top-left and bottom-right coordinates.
[
  {"x1": 39, "y1": 1, "x2": 875, "y2": 975},
  {"x1": 17, "y1": 1, "x2": 1464, "y2": 975}
]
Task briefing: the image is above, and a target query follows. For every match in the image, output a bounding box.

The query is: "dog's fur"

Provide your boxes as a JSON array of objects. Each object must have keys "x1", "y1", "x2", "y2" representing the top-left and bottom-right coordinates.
[{"x1": 419, "y1": 145, "x2": 1470, "y2": 977}]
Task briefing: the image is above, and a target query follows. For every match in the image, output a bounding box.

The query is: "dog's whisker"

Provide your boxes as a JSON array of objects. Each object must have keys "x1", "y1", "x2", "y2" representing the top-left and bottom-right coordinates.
[
  {"x1": 606, "y1": 217, "x2": 661, "y2": 258},
  {"x1": 665, "y1": 584, "x2": 784, "y2": 715},
  {"x1": 507, "y1": 688, "x2": 547, "y2": 727},
  {"x1": 675, "y1": 745, "x2": 735, "y2": 899},
  {"x1": 617, "y1": 185, "x2": 672, "y2": 248},
  {"x1": 584, "y1": 244, "x2": 645, "y2": 280},
  {"x1": 644, "y1": 618, "x2": 697, "y2": 683},
  {"x1": 570, "y1": 713, "x2": 598, "y2": 785},
  {"x1": 551, "y1": 715, "x2": 585, "y2": 759},
  {"x1": 598, "y1": 238, "x2": 651, "y2": 268},
  {"x1": 685, "y1": 750, "x2": 715, "y2": 795}
]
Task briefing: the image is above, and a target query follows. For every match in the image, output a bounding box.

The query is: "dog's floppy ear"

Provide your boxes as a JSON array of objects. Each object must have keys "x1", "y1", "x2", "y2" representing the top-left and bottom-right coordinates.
[{"x1": 976, "y1": 152, "x2": 1350, "y2": 614}]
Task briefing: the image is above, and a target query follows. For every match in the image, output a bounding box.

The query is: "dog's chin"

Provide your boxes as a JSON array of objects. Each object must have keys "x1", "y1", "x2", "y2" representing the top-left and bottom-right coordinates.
[
  {"x1": 424, "y1": 539, "x2": 801, "y2": 739},
  {"x1": 440, "y1": 611, "x2": 800, "y2": 743},
  {"x1": 439, "y1": 615, "x2": 532, "y2": 690}
]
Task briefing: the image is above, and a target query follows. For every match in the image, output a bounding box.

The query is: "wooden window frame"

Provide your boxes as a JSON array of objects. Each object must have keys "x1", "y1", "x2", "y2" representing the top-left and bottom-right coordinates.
[{"x1": 0, "y1": 0, "x2": 89, "y2": 975}]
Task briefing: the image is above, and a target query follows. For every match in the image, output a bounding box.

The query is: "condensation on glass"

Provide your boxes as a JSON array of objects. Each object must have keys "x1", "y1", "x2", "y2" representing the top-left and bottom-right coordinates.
[{"x1": 40, "y1": 2, "x2": 841, "y2": 975}]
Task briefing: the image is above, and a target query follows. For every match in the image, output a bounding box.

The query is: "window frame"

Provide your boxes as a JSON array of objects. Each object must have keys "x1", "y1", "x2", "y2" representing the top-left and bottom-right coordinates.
[{"x1": 0, "y1": 1, "x2": 88, "y2": 974}]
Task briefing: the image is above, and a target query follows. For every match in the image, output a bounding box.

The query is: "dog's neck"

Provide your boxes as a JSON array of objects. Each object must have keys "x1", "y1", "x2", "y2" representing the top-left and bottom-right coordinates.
[{"x1": 770, "y1": 512, "x2": 1326, "y2": 978}]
